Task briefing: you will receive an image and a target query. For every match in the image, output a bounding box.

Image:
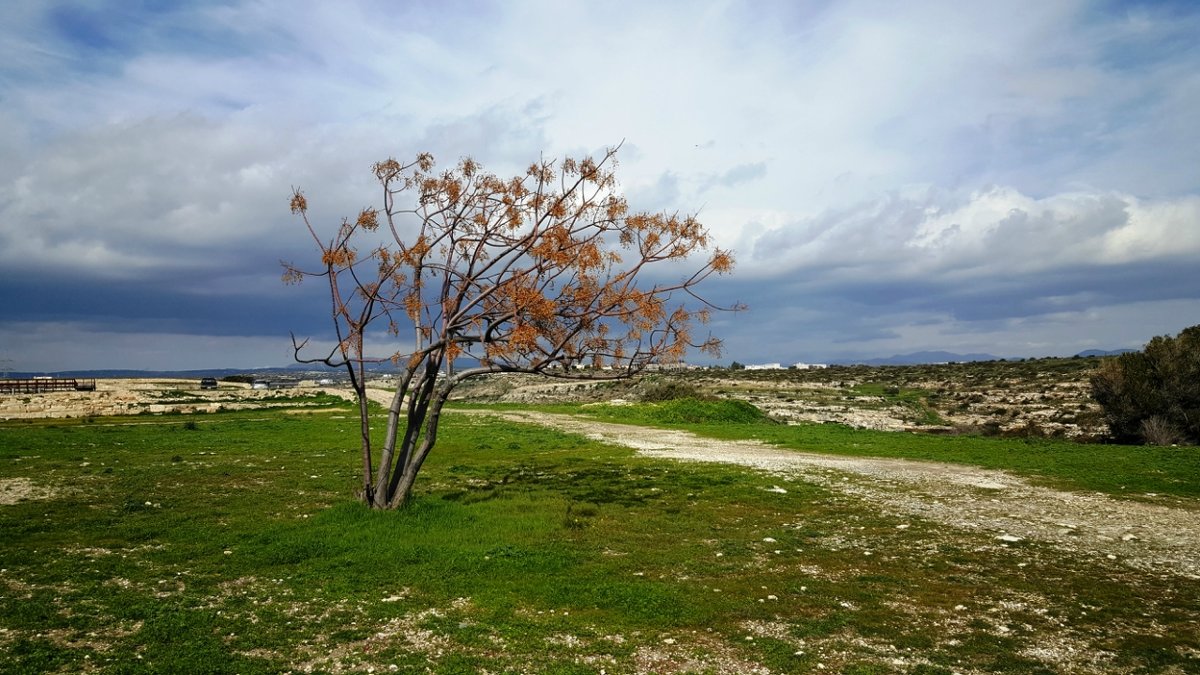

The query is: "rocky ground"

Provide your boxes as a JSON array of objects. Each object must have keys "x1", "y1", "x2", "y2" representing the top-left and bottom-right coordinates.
[
  {"x1": 2, "y1": 357, "x2": 1107, "y2": 438},
  {"x1": 451, "y1": 358, "x2": 1109, "y2": 439},
  {"x1": 0, "y1": 378, "x2": 336, "y2": 420}
]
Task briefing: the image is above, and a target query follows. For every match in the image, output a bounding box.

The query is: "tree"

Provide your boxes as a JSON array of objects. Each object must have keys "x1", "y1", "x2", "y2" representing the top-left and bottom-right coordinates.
[
  {"x1": 1090, "y1": 325, "x2": 1200, "y2": 445},
  {"x1": 284, "y1": 146, "x2": 740, "y2": 508}
]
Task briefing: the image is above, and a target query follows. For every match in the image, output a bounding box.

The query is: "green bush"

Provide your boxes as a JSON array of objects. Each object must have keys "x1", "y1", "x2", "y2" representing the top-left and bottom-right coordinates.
[
  {"x1": 587, "y1": 398, "x2": 769, "y2": 426},
  {"x1": 639, "y1": 380, "x2": 706, "y2": 402},
  {"x1": 1090, "y1": 325, "x2": 1200, "y2": 445},
  {"x1": 640, "y1": 398, "x2": 768, "y2": 425}
]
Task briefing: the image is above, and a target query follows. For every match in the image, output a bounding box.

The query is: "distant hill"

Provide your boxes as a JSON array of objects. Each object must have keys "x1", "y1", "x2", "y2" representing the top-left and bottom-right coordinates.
[
  {"x1": 842, "y1": 351, "x2": 1002, "y2": 366},
  {"x1": 1074, "y1": 349, "x2": 1136, "y2": 358}
]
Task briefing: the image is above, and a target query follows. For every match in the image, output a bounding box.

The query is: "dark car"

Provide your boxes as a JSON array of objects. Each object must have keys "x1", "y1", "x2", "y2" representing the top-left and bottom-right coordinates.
[{"x1": 199, "y1": 377, "x2": 219, "y2": 390}]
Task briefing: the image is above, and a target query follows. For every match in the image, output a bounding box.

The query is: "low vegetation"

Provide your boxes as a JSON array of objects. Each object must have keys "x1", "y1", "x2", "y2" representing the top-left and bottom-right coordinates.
[
  {"x1": 576, "y1": 399, "x2": 1200, "y2": 500},
  {"x1": 1090, "y1": 324, "x2": 1200, "y2": 446},
  {"x1": 586, "y1": 398, "x2": 769, "y2": 426},
  {"x1": 454, "y1": 356, "x2": 1109, "y2": 440},
  {"x1": 2, "y1": 401, "x2": 1198, "y2": 673}
]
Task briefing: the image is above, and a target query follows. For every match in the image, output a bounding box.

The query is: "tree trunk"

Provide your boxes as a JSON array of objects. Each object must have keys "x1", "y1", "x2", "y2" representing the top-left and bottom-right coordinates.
[
  {"x1": 354, "y1": 357, "x2": 447, "y2": 509},
  {"x1": 384, "y1": 383, "x2": 451, "y2": 509},
  {"x1": 370, "y1": 366, "x2": 417, "y2": 508},
  {"x1": 357, "y1": 393, "x2": 373, "y2": 493}
]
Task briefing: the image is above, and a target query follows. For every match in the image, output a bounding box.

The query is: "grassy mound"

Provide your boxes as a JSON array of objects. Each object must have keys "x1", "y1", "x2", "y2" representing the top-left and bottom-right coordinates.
[{"x1": 588, "y1": 397, "x2": 769, "y2": 426}]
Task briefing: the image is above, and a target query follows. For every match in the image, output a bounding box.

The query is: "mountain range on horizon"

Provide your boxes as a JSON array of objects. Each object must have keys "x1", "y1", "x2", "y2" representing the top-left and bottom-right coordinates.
[
  {"x1": 841, "y1": 350, "x2": 1002, "y2": 366},
  {"x1": 841, "y1": 348, "x2": 1136, "y2": 366}
]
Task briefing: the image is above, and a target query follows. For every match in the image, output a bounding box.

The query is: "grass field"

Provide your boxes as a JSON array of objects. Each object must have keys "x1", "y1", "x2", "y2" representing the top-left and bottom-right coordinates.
[
  {"x1": 569, "y1": 398, "x2": 1200, "y2": 501},
  {"x1": 2, "y1": 401, "x2": 1199, "y2": 673}
]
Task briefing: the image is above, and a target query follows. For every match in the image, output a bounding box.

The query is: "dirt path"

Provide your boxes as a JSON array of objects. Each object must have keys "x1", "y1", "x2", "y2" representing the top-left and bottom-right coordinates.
[{"x1": 462, "y1": 409, "x2": 1200, "y2": 580}]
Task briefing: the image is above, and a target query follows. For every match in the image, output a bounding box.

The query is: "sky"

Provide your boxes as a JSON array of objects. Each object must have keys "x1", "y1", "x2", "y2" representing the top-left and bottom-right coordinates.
[{"x1": 1, "y1": 0, "x2": 1199, "y2": 372}]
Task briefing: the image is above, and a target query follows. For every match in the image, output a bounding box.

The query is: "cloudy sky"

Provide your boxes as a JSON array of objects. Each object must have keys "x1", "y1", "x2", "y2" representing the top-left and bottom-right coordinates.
[{"x1": 2, "y1": 0, "x2": 1198, "y2": 372}]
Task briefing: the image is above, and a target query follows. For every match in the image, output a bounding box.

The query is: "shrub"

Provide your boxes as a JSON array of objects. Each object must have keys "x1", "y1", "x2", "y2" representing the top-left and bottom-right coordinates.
[
  {"x1": 221, "y1": 374, "x2": 257, "y2": 384},
  {"x1": 652, "y1": 398, "x2": 767, "y2": 424},
  {"x1": 1140, "y1": 416, "x2": 1185, "y2": 447},
  {"x1": 1090, "y1": 325, "x2": 1200, "y2": 445},
  {"x1": 979, "y1": 421, "x2": 1003, "y2": 437},
  {"x1": 640, "y1": 380, "x2": 707, "y2": 402},
  {"x1": 601, "y1": 398, "x2": 769, "y2": 425},
  {"x1": 1002, "y1": 419, "x2": 1047, "y2": 439}
]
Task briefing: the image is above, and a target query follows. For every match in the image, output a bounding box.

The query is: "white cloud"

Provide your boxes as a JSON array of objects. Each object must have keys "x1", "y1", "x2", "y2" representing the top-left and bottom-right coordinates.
[
  {"x1": 1, "y1": 115, "x2": 305, "y2": 274},
  {"x1": 745, "y1": 187, "x2": 1200, "y2": 281},
  {"x1": 1102, "y1": 196, "x2": 1200, "y2": 262}
]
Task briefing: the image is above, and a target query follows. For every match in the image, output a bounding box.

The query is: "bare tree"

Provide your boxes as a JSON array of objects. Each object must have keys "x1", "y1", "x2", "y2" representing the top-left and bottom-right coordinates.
[{"x1": 284, "y1": 145, "x2": 740, "y2": 508}]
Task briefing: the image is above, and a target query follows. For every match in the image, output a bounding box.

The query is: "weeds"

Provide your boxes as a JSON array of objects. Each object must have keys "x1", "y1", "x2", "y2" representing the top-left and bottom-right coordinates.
[
  {"x1": 1141, "y1": 416, "x2": 1186, "y2": 446},
  {"x1": 0, "y1": 405, "x2": 1197, "y2": 672}
]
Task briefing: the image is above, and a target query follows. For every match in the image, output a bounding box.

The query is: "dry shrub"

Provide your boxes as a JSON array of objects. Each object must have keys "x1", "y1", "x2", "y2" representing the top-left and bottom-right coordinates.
[{"x1": 1140, "y1": 416, "x2": 1185, "y2": 447}]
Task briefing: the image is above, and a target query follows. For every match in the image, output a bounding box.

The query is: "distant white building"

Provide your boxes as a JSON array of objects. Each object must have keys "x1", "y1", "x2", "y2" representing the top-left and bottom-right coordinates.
[
  {"x1": 744, "y1": 363, "x2": 784, "y2": 370},
  {"x1": 644, "y1": 362, "x2": 701, "y2": 371},
  {"x1": 792, "y1": 362, "x2": 828, "y2": 370}
]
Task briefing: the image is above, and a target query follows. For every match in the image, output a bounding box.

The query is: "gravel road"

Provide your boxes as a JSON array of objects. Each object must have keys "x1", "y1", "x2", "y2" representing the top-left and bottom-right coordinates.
[{"x1": 462, "y1": 408, "x2": 1200, "y2": 580}]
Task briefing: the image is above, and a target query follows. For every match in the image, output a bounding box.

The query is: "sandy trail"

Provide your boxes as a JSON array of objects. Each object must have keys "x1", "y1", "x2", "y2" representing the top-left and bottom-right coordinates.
[{"x1": 459, "y1": 408, "x2": 1200, "y2": 579}]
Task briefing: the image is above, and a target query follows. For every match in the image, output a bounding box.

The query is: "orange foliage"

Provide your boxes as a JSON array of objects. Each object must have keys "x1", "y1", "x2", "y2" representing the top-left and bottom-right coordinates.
[
  {"x1": 356, "y1": 208, "x2": 379, "y2": 231},
  {"x1": 288, "y1": 143, "x2": 740, "y2": 385},
  {"x1": 710, "y1": 249, "x2": 735, "y2": 274},
  {"x1": 403, "y1": 292, "x2": 422, "y2": 321},
  {"x1": 289, "y1": 191, "x2": 307, "y2": 214},
  {"x1": 321, "y1": 248, "x2": 356, "y2": 267}
]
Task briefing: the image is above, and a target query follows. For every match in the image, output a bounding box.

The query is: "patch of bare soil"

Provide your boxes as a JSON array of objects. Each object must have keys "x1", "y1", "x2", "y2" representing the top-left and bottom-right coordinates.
[
  {"x1": 466, "y1": 409, "x2": 1200, "y2": 580},
  {"x1": 0, "y1": 477, "x2": 54, "y2": 505}
]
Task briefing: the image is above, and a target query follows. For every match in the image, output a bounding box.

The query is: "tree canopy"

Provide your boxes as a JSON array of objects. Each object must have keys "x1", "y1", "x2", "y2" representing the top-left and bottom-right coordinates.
[{"x1": 285, "y1": 145, "x2": 739, "y2": 507}]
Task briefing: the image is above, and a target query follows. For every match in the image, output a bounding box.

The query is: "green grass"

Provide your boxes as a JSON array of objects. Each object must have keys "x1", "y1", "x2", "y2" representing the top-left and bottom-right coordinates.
[
  {"x1": 570, "y1": 400, "x2": 1200, "y2": 501},
  {"x1": 849, "y1": 383, "x2": 948, "y2": 426},
  {"x1": 586, "y1": 397, "x2": 768, "y2": 425},
  {"x1": 1, "y1": 404, "x2": 1198, "y2": 672}
]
